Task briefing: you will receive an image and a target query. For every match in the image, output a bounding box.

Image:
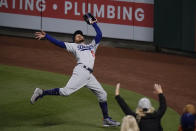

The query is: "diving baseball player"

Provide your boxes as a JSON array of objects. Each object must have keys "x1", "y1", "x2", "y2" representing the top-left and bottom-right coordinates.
[{"x1": 31, "y1": 18, "x2": 120, "y2": 127}]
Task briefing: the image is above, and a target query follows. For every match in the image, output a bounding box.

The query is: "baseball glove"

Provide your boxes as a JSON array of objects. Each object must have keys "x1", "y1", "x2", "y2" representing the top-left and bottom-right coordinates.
[{"x1": 83, "y1": 13, "x2": 97, "y2": 25}]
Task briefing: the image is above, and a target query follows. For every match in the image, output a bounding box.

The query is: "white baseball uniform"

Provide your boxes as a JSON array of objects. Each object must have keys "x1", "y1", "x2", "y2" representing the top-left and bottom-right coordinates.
[{"x1": 59, "y1": 40, "x2": 107, "y2": 102}]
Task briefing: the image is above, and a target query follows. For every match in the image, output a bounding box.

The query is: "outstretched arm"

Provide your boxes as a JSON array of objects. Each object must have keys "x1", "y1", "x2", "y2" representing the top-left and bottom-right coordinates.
[
  {"x1": 35, "y1": 31, "x2": 66, "y2": 48},
  {"x1": 92, "y1": 23, "x2": 102, "y2": 44},
  {"x1": 115, "y1": 83, "x2": 137, "y2": 117},
  {"x1": 45, "y1": 34, "x2": 66, "y2": 48},
  {"x1": 89, "y1": 18, "x2": 102, "y2": 44},
  {"x1": 154, "y1": 84, "x2": 167, "y2": 117}
]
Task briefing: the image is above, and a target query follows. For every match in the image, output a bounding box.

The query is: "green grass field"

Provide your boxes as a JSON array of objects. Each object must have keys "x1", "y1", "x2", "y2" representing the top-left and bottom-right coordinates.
[{"x1": 0, "y1": 64, "x2": 180, "y2": 131}]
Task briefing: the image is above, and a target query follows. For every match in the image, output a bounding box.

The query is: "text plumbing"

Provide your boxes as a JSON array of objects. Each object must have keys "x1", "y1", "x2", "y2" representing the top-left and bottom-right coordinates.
[{"x1": 0, "y1": 0, "x2": 146, "y2": 22}]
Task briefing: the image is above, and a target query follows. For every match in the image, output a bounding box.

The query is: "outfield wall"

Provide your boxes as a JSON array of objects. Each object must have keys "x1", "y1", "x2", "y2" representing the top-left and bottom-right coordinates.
[
  {"x1": 0, "y1": 0, "x2": 154, "y2": 42},
  {"x1": 154, "y1": 0, "x2": 196, "y2": 52}
]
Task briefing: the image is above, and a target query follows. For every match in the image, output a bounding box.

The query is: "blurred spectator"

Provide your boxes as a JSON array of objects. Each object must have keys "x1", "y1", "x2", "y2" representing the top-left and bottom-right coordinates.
[
  {"x1": 115, "y1": 83, "x2": 167, "y2": 131},
  {"x1": 183, "y1": 104, "x2": 196, "y2": 115},
  {"x1": 178, "y1": 104, "x2": 196, "y2": 131},
  {"x1": 120, "y1": 115, "x2": 140, "y2": 131}
]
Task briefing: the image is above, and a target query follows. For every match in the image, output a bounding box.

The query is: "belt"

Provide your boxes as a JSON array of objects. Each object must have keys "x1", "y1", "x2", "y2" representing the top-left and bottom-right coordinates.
[{"x1": 78, "y1": 63, "x2": 93, "y2": 73}]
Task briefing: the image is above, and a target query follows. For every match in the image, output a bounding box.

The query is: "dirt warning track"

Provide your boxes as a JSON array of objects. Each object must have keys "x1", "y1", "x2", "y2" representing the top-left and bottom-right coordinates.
[{"x1": 0, "y1": 35, "x2": 196, "y2": 114}]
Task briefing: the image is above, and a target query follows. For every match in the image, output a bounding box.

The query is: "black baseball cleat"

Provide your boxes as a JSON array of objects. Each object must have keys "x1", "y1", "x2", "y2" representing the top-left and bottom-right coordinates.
[
  {"x1": 30, "y1": 88, "x2": 43, "y2": 104},
  {"x1": 103, "y1": 117, "x2": 120, "y2": 127}
]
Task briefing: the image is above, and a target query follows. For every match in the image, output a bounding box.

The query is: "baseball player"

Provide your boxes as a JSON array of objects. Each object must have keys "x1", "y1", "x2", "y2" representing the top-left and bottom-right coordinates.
[{"x1": 30, "y1": 18, "x2": 120, "y2": 127}]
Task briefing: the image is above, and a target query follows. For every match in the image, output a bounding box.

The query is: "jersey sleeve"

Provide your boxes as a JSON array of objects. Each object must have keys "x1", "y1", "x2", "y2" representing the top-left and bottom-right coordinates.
[
  {"x1": 45, "y1": 34, "x2": 66, "y2": 48},
  {"x1": 92, "y1": 23, "x2": 102, "y2": 44},
  {"x1": 156, "y1": 94, "x2": 167, "y2": 118},
  {"x1": 115, "y1": 95, "x2": 137, "y2": 117}
]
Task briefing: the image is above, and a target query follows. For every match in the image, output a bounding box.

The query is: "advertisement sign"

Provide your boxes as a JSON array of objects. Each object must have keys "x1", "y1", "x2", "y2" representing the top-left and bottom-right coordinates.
[{"x1": 0, "y1": 0, "x2": 154, "y2": 41}]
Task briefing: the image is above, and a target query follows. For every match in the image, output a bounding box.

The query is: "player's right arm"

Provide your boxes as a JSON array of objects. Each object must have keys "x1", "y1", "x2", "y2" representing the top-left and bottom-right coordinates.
[{"x1": 35, "y1": 31, "x2": 66, "y2": 48}]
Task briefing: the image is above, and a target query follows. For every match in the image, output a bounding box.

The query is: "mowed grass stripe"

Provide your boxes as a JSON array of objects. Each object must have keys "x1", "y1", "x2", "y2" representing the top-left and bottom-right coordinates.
[{"x1": 0, "y1": 64, "x2": 179, "y2": 131}]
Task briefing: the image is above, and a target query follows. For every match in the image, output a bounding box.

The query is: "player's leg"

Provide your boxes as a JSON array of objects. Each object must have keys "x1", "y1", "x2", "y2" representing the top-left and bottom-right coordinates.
[
  {"x1": 59, "y1": 69, "x2": 89, "y2": 96},
  {"x1": 31, "y1": 65, "x2": 89, "y2": 104},
  {"x1": 86, "y1": 77, "x2": 109, "y2": 118},
  {"x1": 30, "y1": 87, "x2": 59, "y2": 104},
  {"x1": 86, "y1": 74, "x2": 120, "y2": 127}
]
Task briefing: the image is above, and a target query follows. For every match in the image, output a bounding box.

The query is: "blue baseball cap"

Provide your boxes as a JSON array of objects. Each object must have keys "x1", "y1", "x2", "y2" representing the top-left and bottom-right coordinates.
[{"x1": 73, "y1": 30, "x2": 84, "y2": 42}]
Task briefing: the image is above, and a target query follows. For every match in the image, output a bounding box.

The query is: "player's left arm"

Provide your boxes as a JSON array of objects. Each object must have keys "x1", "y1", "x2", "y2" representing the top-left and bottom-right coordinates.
[{"x1": 92, "y1": 22, "x2": 102, "y2": 44}]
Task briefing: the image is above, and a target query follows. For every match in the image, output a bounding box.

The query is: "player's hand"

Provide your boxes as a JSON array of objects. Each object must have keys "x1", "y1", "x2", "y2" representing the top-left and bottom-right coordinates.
[
  {"x1": 35, "y1": 31, "x2": 46, "y2": 40},
  {"x1": 153, "y1": 83, "x2": 163, "y2": 94},
  {"x1": 89, "y1": 18, "x2": 97, "y2": 24},
  {"x1": 115, "y1": 83, "x2": 121, "y2": 96}
]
